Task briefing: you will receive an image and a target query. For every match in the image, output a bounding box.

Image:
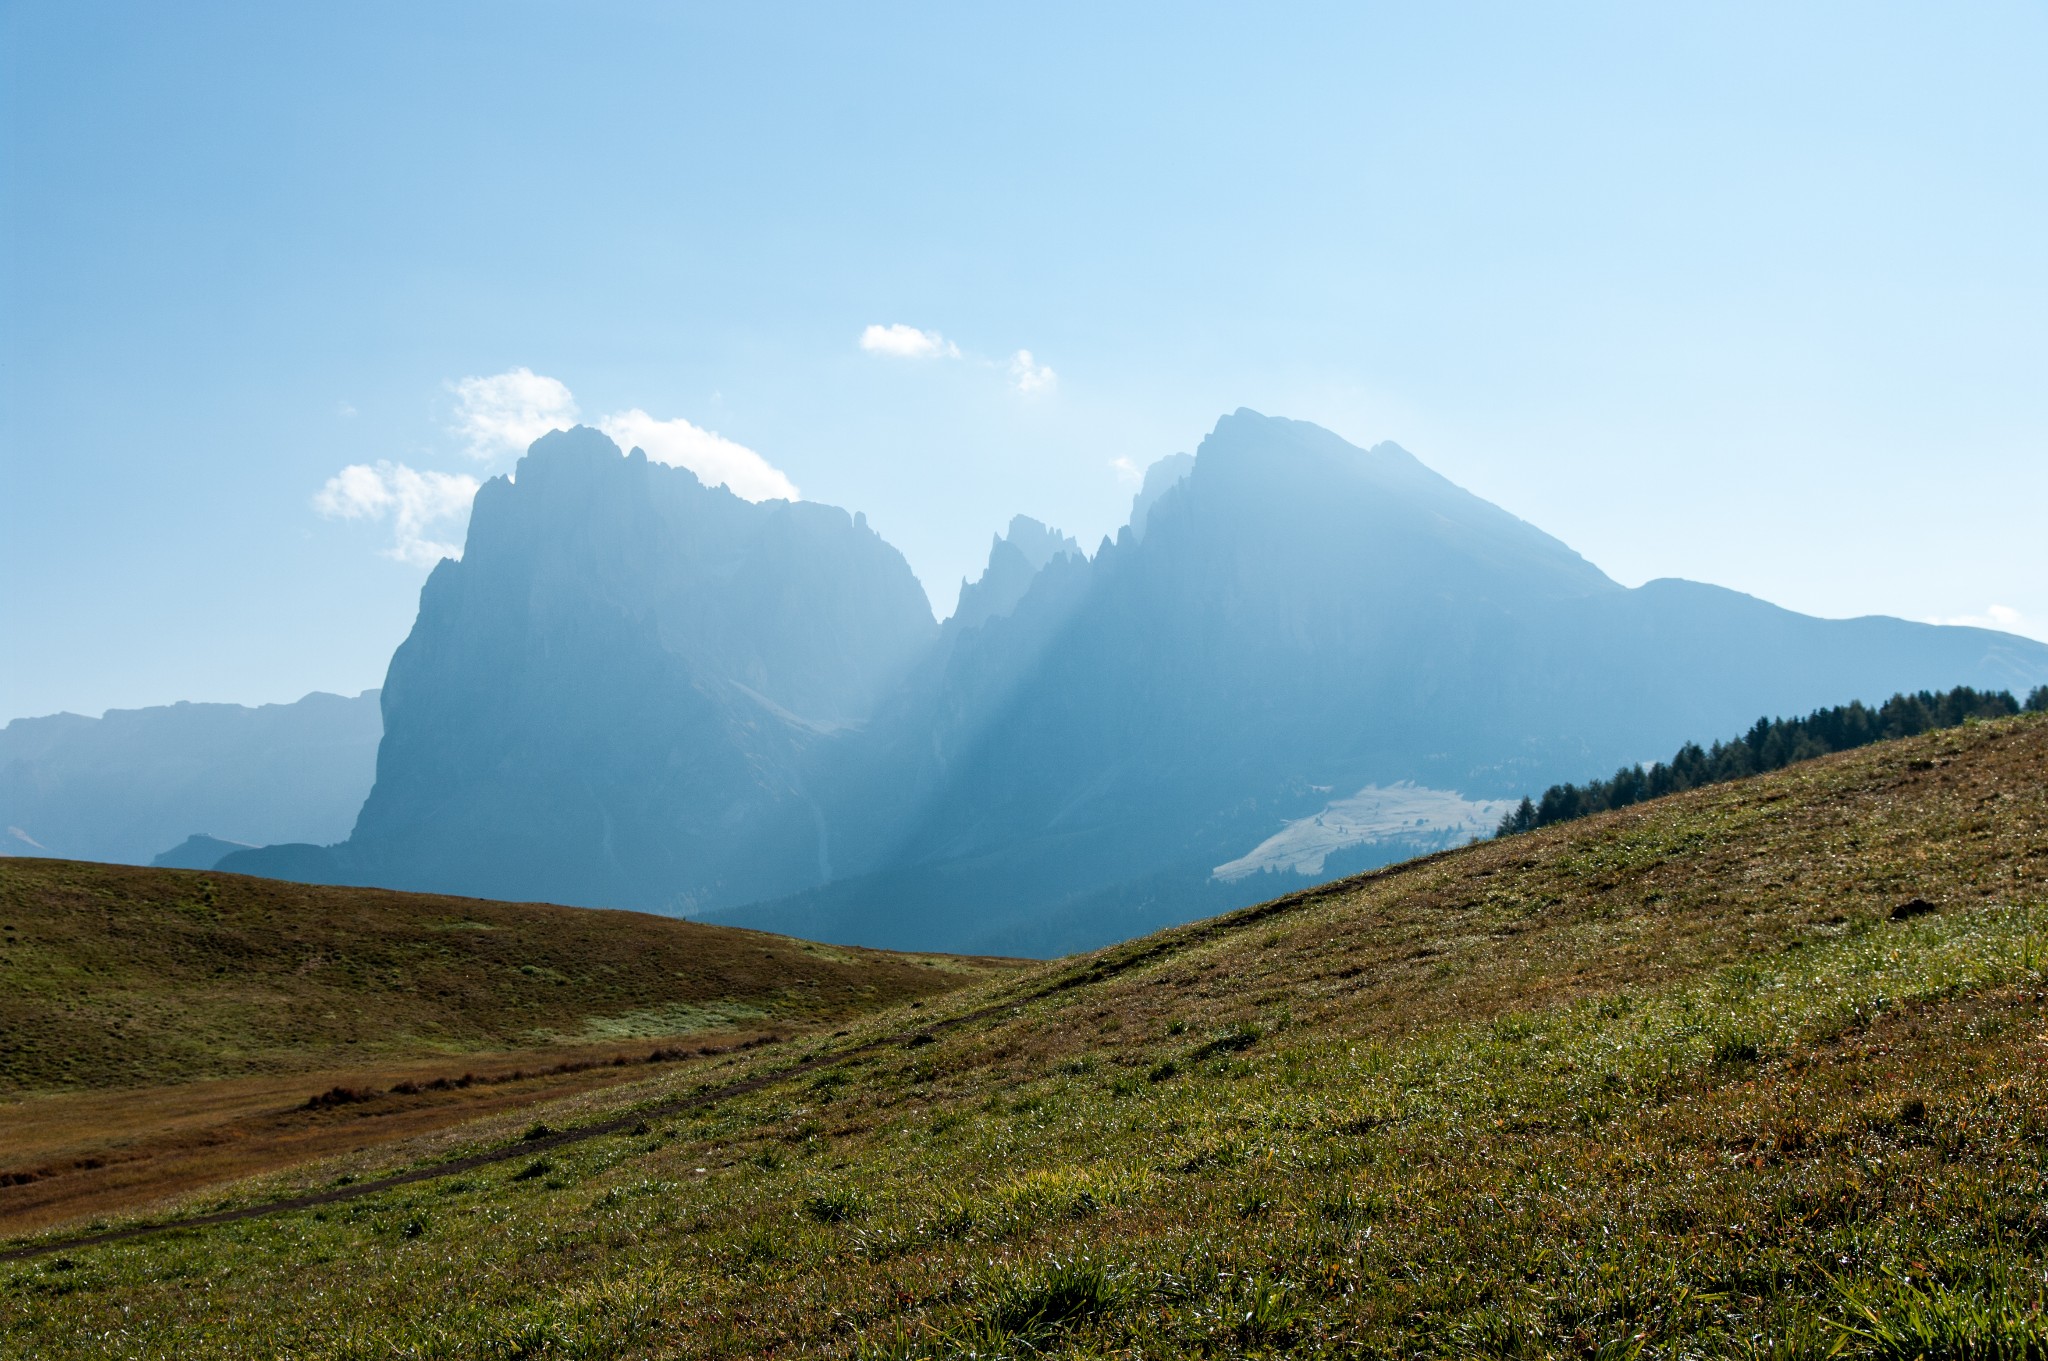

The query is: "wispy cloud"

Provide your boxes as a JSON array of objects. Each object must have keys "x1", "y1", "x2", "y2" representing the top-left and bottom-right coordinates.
[
  {"x1": 1930, "y1": 603, "x2": 2035, "y2": 636},
  {"x1": 449, "y1": 366, "x2": 579, "y2": 460},
  {"x1": 859, "y1": 324, "x2": 1059, "y2": 398},
  {"x1": 859, "y1": 323, "x2": 959, "y2": 359},
  {"x1": 1110, "y1": 456, "x2": 1143, "y2": 485},
  {"x1": 313, "y1": 461, "x2": 481, "y2": 566},
  {"x1": 319, "y1": 367, "x2": 801, "y2": 564},
  {"x1": 1009, "y1": 349, "x2": 1056, "y2": 394},
  {"x1": 597, "y1": 410, "x2": 798, "y2": 502}
]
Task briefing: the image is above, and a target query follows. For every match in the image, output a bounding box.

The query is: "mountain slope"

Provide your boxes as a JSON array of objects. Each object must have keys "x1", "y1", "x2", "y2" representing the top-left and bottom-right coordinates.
[
  {"x1": 0, "y1": 690, "x2": 380, "y2": 866},
  {"x1": 721, "y1": 410, "x2": 2048, "y2": 953},
  {"x1": 0, "y1": 858, "x2": 1010, "y2": 1097},
  {"x1": 7, "y1": 715, "x2": 2046, "y2": 1356},
  {"x1": 0, "y1": 857, "x2": 1016, "y2": 1240}
]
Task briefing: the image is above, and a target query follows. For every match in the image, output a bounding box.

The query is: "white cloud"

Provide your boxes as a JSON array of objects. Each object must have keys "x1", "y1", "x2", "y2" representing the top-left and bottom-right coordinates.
[
  {"x1": 449, "y1": 366, "x2": 579, "y2": 460},
  {"x1": 859, "y1": 323, "x2": 959, "y2": 359},
  {"x1": 1110, "y1": 456, "x2": 1143, "y2": 485},
  {"x1": 314, "y1": 461, "x2": 481, "y2": 566},
  {"x1": 319, "y1": 371, "x2": 799, "y2": 559},
  {"x1": 859, "y1": 326, "x2": 1060, "y2": 396},
  {"x1": 1931, "y1": 603, "x2": 2035, "y2": 636},
  {"x1": 598, "y1": 409, "x2": 799, "y2": 503},
  {"x1": 1009, "y1": 349, "x2": 1056, "y2": 394}
]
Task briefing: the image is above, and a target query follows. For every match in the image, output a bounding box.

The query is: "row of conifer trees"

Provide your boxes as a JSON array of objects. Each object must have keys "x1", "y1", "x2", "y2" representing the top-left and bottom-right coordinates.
[{"x1": 1495, "y1": 684, "x2": 2048, "y2": 838}]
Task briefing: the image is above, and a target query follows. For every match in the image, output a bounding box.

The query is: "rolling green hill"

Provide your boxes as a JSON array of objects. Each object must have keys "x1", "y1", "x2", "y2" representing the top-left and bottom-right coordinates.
[
  {"x1": 5, "y1": 715, "x2": 2048, "y2": 1357},
  {"x1": 0, "y1": 861, "x2": 1012, "y2": 1095}
]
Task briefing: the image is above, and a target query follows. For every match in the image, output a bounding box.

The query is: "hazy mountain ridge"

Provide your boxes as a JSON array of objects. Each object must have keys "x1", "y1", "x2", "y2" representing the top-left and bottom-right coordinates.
[
  {"x1": 150, "y1": 833, "x2": 256, "y2": 870},
  {"x1": 949, "y1": 515, "x2": 1083, "y2": 634},
  {"x1": 1126, "y1": 450, "x2": 1193, "y2": 540},
  {"x1": 0, "y1": 690, "x2": 381, "y2": 866},
  {"x1": 715, "y1": 411, "x2": 2048, "y2": 952},
  {"x1": 195, "y1": 411, "x2": 2048, "y2": 953}
]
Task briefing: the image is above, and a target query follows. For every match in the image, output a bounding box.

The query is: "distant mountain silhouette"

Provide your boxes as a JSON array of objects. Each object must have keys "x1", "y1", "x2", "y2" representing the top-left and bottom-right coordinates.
[
  {"x1": 1127, "y1": 451, "x2": 1192, "y2": 540},
  {"x1": 223, "y1": 412, "x2": 2048, "y2": 955},
  {"x1": 950, "y1": 516, "x2": 1082, "y2": 633},
  {"x1": 150, "y1": 833, "x2": 256, "y2": 869},
  {"x1": 0, "y1": 690, "x2": 380, "y2": 866}
]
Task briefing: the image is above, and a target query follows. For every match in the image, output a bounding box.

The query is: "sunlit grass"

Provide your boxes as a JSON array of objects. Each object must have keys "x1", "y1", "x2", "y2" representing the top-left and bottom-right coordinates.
[{"x1": 5, "y1": 716, "x2": 2047, "y2": 1357}]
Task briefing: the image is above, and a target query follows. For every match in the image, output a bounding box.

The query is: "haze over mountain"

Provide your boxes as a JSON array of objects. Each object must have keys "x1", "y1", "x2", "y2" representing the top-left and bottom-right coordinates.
[
  {"x1": 727, "y1": 411, "x2": 2048, "y2": 951},
  {"x1": 221, "y1": 412, "x2": 2048, "y2": 954},
  {"x1": 0, "y1": 691, "x2": 380, "y2": 867},
  {"x1": 948, "y1": 515, "x2": 1083, "y2": 634},
  {"x1": 229, "y1": 428, "x2": 936, "y2": 911}
]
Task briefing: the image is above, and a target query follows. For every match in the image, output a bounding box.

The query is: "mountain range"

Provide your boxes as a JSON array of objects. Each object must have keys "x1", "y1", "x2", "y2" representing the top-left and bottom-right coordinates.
[
  {"x1": 195, "y1": 412, "x2": 2048, "y2": 954},
  {"x1": 0, "y1": 690, "x2": 380, "y2": 866}
]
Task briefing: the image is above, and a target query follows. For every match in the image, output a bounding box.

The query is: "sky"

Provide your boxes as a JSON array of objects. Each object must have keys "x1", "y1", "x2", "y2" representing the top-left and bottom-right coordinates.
[{"x1": 3, "y1": 2, "x2": 2045, "y2": 722}]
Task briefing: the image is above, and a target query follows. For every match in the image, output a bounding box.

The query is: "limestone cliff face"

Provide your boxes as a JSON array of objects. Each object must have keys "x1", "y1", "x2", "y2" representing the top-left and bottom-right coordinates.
[{"x1": 328, "y1": 427, "x2": 936, "y2": 912}]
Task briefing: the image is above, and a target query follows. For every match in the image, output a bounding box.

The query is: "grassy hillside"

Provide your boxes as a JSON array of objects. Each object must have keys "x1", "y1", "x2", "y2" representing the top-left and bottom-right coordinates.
[
  {"x1": 5, "y1": 715, "x2": 2048, "y2": 1357},
  {"x1": 0, "y1": 861, "x2": 1011, "y2": 1094}
]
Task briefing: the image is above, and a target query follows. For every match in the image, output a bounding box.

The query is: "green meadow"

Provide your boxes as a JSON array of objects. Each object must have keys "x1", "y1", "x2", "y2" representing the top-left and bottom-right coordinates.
[{"x1": 6, "y1": 716, "x2": 2047, "y2": 1358}]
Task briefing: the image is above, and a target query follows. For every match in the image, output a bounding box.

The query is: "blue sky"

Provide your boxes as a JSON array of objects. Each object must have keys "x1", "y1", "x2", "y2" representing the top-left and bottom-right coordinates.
[{"x1": 4, "y1": 2, "x2": 2045, "y2": 721}]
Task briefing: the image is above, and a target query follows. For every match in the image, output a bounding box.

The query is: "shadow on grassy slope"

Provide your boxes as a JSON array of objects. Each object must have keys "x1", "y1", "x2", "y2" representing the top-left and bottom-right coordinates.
[{"x1": 0, "y1": 860, "x2": 1016, "y2": 1094}]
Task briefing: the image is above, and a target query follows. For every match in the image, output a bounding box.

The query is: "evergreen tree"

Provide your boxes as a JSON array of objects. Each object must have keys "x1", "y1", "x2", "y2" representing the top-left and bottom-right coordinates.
[
  {"x1": 1496, "y1": 685, "x2": 2023, "y2": 838},
  {"x1": 1495, "y1": 796, "x2": 1538, "y2": 837}
]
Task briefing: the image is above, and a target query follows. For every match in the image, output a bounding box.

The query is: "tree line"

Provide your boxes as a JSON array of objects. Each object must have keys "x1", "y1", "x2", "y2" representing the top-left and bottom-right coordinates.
[{"x1": 1496, "y1": 684, "x2": 2048, "y2": 838}]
